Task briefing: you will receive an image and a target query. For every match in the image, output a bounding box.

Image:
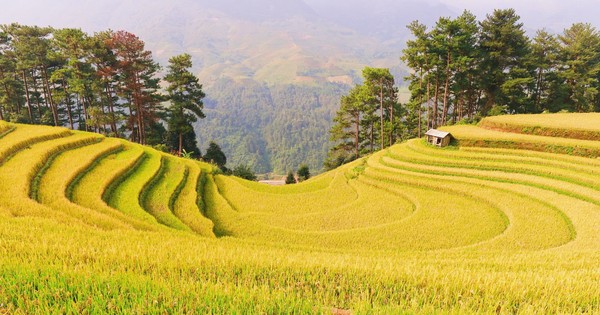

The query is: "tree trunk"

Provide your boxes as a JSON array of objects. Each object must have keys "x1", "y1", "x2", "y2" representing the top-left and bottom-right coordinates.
[
  {"x1": 14, "y1": 73, "x2": 22, "y2": 114},
  {"x1": 100, "y1": 99, "x2": 108, "y2": 135},
  {"x1": 30, "y1": 69, "x2": 44, "y2": 121},
  {"x1": 105, "y1": 83, "x2": 118, "y2": 135},
  {"x1": 42, "y1": 67, "x2": 58, "y2": 126},
  {"x1": 137, "y1": 103, "x2": 144, "y2": 144},
  {"x1": 370, "y1": 122, "x2": 374, "y2": 153},
  {"x1": 389, "y1": 89, "x2": 394, "y2": 145},
  {"x1": 380, "y1": 78, "x2": 384, "y2": 150},
  {"x1": 418, "y1": 68, "x2": 423, "y2": 138},
  {"x1": 79, "y1": 94, "x2": 89, "y2": 131},
  {"x1": 433, "y1": 75, "x2": 440, "y2": 128},
  {"x1": 178, "y1": 132, "x2": 183, "y2": 156},
  {"x1": 134, "y1": 74, "x2": 145, "y2": 144},
  {"x1": 3, "y1": 81, "x2": 13, "y2": 115},
  {"x1": 442, "y1": 51, "x2": 451, "y2": 126},
  {"x1": 354, "y1": 111, "x2": 360, "y2": 159},
  {"x1": 76, "y1": 97, "x2": 82, "y2": 129},
  {"x1": 22, "y1": 70, "x2": 34, "y2": 123},
  {"x1": 127, "y1": 100, "x2": 136, "y2": 142},
  {"x1": 426, "y1": 76, "x2": 431, "y2": 130},
  {"x1": 535, "y1": 68, "x2": 543, "y2": 111},
  {"x1": 62, "y1": 81, "x2": 74, "y2": 129}
]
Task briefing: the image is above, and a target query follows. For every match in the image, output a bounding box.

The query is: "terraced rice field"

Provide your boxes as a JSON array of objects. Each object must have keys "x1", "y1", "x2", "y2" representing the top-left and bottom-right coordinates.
[{"x1": 0, "y1": 114, "x2": 599, "y2": 313}]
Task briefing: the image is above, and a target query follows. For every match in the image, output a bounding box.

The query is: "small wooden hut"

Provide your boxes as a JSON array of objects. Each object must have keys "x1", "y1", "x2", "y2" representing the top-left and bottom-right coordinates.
[{"x1": 425, "y1": 129, "x2": 452, "y2": 147}]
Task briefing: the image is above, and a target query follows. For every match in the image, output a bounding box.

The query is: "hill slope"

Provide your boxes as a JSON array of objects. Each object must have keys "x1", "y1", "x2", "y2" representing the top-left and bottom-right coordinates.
[
  {"x1": 0, "y1": 114, "x2": 598, "y2": 313},
  {"x1": 0, "y1": 0, "x2": 413, "y2": 173}
]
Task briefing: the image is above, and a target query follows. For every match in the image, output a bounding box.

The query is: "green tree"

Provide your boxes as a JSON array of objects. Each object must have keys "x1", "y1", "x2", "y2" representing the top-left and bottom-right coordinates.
[
  {"x1": 297, "y1": 164, "x2": 310, "y2": 182},
  {"x1": 362, "y1": 67, "x2": 398, "y2": 149},
  {"x1": 232, "y1": 164, "x2": 257, "y2": 181},
  {"x1": 530, "y1": 29, "x2": 561, "y2": 112},
  {"x1": 402, "y1": 20, "x2": 429, "y2": 136},
  {"x1": 164, "y1": 53, "x2": 205, "y2": 156},
  {"x1": 204, "y1": 141, "x2": 227, "y2": 170},
  {"x1": 328, "y1": 84, "x2": 368, "y2": 160},
  {"x1": 89, "y1": 30, "x2": 121, "y2": 136},
  {"x1": 479, "y1": 9, "x2": 533, "y2": 114},
  {"x1": 0, "y1": 31, "x2": 24, "y2": 122},
  {"x1": 285, "y1": 170, "x2": 296, "y2": 184},
  {"x1": 558, "y1": 23, "x2": 600, "y2": 112},
  {"x1": 109, "y1": 30, "x2": 162, "y2": 144},
  {"x1": 51, "y1": 28, "x2": 96, "y2": 131},
  {"x1": 2, "y1": 24, "x2": 54, "y2": 124}
]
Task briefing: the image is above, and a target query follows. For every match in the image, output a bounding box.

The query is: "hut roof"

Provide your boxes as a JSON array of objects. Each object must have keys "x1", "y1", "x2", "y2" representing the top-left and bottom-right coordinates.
[{"x1": 425, "y1": 129, "x2": 451, "y2": 138}]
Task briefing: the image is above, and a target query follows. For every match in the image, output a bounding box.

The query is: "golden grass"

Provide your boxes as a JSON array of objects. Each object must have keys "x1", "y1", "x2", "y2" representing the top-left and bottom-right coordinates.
[
  {"x1": 171, "y1": 160, "x2": 216, "y2": 237},
  {"x1": 480, "y1": 113, "x2": 600, "y2": 140},
  {"x1": 142, "y1": 156, "x2": 190, "y2": 231},
  {"x1": 443, "y1": 124, "x2": 600, "y2": 157},
  {"x1": 0, "y1": 124, "x2": 71, "y2": 165},
  {"x1": 0, "y1": 118, "x2": 599, "y2": 313},
  {"x1": 0, "y1": 216, "x2": 598, "y2": 314},
  {"x1": 66, "y1": 140, "x2": 161, "y2": 231},
  {"x1": 107, "y1": 148, "x2": 162, "y2": 225},
  {"x1": 35, "y1": 137, "x2": 137, "y2": 230},
  {"x1": 0, "y1": 131, "x2": 99, "y2": 221}
]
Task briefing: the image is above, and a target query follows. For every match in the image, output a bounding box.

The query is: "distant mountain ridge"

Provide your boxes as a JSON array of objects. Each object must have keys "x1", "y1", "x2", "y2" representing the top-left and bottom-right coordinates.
[
  {"x1": 0, "y1": 0, "x2": 451, "y2": 173},
  {"x1": 0, "y1": 0, "x2": 434, "y2": 84}
]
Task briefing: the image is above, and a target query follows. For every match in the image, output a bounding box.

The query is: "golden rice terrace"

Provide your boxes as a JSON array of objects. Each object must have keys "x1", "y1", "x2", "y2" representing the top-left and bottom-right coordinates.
[{"x1": 0, "y1": 114, "x2": 598, "y2": 314}]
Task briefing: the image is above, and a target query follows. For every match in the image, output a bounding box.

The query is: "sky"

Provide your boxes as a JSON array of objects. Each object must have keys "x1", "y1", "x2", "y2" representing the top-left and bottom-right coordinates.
[
  {"x1": 0, "y1": 0, "x2": 597, "y2": 36},
  {"x1": 428, "y1": 0, "x2": 598, "y2": 33}
]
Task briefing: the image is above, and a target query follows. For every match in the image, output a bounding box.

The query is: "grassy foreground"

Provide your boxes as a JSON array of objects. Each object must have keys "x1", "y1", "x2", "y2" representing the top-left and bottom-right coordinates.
[{"x1": 0, "y1": 114, "x2": 599, "y2": 314}]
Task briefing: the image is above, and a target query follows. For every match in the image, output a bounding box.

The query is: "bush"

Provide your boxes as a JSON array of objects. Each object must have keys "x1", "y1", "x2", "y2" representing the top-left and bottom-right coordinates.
[
  {"x1": 232, "y1": 164, "x2": 257, "y2": 181},
  {"x1": 285, "y1": 171, "x2": 296, "y2": 184},
  {"x1": 297, "y1": 164, "x2": 310, "y2": 182}
]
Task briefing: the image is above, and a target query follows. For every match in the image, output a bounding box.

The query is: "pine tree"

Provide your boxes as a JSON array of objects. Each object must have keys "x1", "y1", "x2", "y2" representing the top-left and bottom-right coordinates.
[
  {"x1": 297, "y1": 164, "x2": 310, "y2": 182},
  {"x1": 285, "y1": 171, "x2": 296, "y2": 184},
  {"x1": 204, "y1": 141, "x2": 227, "y2": 171},
  {"x1": 164, "y1": 53, "x2": 205, "y2": 156},
  {"x1": 479, "y1": 9, "x2": 532, "y2": 114},
  {"x1": 558, "y1": 23, "x2": 600, "y2": 112},
  {"x1": 362, "y1": 67, "x2": 398, "y2": 149},
  {"x1": 109, "y1": 30, "x2": 162, "y2": 144}
]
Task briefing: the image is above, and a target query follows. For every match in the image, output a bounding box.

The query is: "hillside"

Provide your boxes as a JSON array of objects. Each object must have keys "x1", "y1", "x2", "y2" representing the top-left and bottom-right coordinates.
[
  {"x1": 0, "y1": 113, "x2": 598, "y2": 313},
  {"x1": 0, "y1": 0, "x2": 415, "y2": 174}
]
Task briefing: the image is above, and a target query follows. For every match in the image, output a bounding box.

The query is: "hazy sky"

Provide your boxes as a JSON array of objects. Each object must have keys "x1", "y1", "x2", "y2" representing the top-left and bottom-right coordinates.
[
  {"x1": 429, "y1": 0, "x2": 598, "y2": 32},
  {"x1": 0, "y1": 0, "x2": 597, "y2": 36}
]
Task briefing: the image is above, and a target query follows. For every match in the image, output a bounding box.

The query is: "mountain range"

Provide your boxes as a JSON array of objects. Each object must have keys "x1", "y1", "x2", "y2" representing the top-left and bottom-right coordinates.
[{"x1": 2, "y1": 0, "x2": 581, "y2": 173}]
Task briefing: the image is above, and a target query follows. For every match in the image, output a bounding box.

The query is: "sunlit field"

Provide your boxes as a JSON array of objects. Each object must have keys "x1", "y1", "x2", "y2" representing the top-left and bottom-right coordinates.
[{"x1": 0, "y1": 114, "x2": 599, "y2": 313}]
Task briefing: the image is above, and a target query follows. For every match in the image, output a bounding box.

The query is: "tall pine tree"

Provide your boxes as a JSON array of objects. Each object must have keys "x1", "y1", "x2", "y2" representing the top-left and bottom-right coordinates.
[{"x1": 164, "y1": 53, "x2": 205, "y2": 157}]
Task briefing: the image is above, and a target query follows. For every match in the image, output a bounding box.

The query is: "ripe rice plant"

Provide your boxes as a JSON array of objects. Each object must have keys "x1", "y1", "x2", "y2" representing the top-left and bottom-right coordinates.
[
  {"x1": 0, "y1": 114, "x2": 599, "y2": 313},
  {"x1": 0, "y1": 132, "x2": 100, "y2": 219},
  {"x1": 171, "y1": 160, "x2": 216, "y2": 237},
  {"x1": 69, "y1": 141, "x2": 160, "y2": 231},
  {"x1": 480, "y1": 113, "x2": 600, "y2": 140},
  {"x1": 0, "y1": 124, "x2": 71, "y2": 165},
  {"x1": 107, "y1": 147, "x2": 163, "y2": 224},
  {"x1": 142, "y1": 156, "x2": 191, "y2": 231}
]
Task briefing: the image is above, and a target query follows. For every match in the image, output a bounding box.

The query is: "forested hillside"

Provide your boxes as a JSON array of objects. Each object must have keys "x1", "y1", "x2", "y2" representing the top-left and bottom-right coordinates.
[
  {"x1": 197, "y1": 80, "x2": 348, "y2": 173},
  {"x1": 327, "y1": 9, "x2": 600, "y2": 169},
  {"x1": 0, "y1": 0, "x2": 412, "y2": 173},
  {"x1": 3, "y1": 2, "x2": 600, "y2": 173}
]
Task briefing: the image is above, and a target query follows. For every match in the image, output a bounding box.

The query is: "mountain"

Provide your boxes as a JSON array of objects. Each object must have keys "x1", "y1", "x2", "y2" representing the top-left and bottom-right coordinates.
[{"x1": 0, "y1": 0, "x2": 449, "y2": 172}]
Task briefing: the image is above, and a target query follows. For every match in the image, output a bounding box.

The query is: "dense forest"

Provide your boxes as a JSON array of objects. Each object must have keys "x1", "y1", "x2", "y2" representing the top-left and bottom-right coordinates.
[
  {"x1": 0, "y1": 23, "x2": 207, "y2": 159},
  {"x1": 3, "y1": 8, "x2": 600, "y2": 174},
  {"x1": 197, "y1": 79, "x2": 348, "y2": 173},
  {"x1": 327, "y1": 8, "x2": 600, "y2": 168}
]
